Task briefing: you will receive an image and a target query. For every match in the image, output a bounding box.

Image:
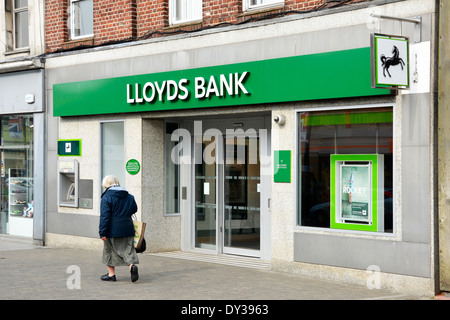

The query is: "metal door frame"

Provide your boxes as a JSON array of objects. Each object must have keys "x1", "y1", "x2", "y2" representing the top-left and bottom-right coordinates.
[{"x1": 181, "y1": 116, "x2": 271, "y2": 260}]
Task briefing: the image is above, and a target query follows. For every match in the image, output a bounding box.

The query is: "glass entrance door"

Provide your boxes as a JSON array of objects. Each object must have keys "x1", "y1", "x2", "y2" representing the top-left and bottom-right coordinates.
[
  {"x1": 194, "y1": 136, "x2": 217, "y2": 250},
  {"x1": 193, "y1": 130, "x2": 262, "y2": 257},
  {"x1": 223, "y1": 136, "x2": 260, "y2": 256}
]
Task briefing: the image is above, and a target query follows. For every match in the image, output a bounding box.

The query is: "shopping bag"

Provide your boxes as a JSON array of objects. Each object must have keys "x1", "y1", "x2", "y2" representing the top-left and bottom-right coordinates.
[{"x1": 133, "y1": 220, "x2": 147, "y2": 253}]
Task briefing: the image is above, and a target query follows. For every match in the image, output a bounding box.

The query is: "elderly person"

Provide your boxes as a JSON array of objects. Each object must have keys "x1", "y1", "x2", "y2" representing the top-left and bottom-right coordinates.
[{"x1": 99, "y1": 175, "x2": 139, "y2": 282}]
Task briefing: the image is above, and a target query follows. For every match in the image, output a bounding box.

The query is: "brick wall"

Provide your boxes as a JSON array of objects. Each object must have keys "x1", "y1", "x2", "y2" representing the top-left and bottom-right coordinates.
[
  {"x1": 45, "y1": 0, "x2": 368, "y2": 53},
  {"x1": 137, "y1": 0, "x2": 168, "y2": 38},
  {"x1": 204, "y1": 0, "x2": 240, "y2": 25},
  {"x1": 95, "y1": 0, "x2": 137, "y2": 42},
  {"x1": 45, "y1": 0, "x2": 69, "y2": 52}
]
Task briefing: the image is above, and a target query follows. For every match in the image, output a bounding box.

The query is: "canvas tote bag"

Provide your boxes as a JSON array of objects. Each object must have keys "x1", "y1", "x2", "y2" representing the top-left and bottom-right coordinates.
[{"x1": 132, "y1": 216, "x2": 146, "y2": 253}]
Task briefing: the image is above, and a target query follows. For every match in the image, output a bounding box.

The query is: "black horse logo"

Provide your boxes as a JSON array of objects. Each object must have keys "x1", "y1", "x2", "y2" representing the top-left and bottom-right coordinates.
[{"x1": 380, "y1": 46, "x2": 405, "y2": 77}]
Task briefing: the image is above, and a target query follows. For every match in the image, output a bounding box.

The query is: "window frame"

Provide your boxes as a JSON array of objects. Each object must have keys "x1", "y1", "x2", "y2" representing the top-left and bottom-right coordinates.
[
  {"x1": 243, "y1": 0, "x2": 284, "y2": 12},
  {"x1": 12, "y1": 0, "x2": 29, "y2": 49},
  {"x1": 100, "y1": 120, "x2": 126, "y2": 193},
  {"x1": 295, "y1": 104, "x2": 396, "y2": 237},
  {"x1": 70, "y1": 0, "x2": 94, "y2": 40},
  {"x1": 169, "y1": 0, "x2": 202, "y2": 26},
  {"x1": 164, "y1": 121, "x2": 181, "y2": 216}
]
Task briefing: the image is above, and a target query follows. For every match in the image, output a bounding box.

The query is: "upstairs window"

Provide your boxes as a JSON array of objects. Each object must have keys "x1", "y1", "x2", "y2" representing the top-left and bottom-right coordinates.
[
  {"x1": 244, "y1": 0, "x2": 283, "y2": 11},
  {"x1": 70, "y1": 0, "x2": 93, "y2": 39},
  {"x1": 13, "y1": 0, "x2": 29, "y2": 49},
  {"x1": 169, "y1": 0, "x2": 202, "y2": 25}
]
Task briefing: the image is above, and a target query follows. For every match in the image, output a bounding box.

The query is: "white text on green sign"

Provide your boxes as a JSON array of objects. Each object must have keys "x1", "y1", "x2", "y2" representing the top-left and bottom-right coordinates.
[{"x1": 126, "y1": 71, "x2": 250, "y2": 104}]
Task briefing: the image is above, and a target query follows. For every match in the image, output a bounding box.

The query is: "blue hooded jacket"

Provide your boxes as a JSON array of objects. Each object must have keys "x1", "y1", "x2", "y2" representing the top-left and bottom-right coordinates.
[{"x1": 99, "y1": 186, "x2": 138, "y2": 238}]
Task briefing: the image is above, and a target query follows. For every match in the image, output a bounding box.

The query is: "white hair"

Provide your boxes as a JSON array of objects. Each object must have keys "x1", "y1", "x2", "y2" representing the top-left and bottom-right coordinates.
[{"x1": 102, "y1": 175, "x2": 120, "y2": 189}]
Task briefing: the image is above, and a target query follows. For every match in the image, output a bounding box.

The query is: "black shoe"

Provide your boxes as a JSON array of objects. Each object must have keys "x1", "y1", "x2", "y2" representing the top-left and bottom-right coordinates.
[
  {"x1": 130, "y1": 265, "x2": 139, "y2": 282},
  {"x1": 101, "y1": 274, "x2": 116, "y2": 281}
]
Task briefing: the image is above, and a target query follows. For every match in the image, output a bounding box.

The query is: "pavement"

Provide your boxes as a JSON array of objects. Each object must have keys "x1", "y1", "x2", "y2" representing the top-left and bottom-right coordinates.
[{"x1": 0, "y1": 234, "x2": 439, "y2": 307}]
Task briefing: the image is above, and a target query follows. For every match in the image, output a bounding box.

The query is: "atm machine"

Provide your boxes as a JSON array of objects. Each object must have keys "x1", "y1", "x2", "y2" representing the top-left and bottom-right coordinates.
[{"x1": 58, "y1": 159, "x2": 78, "y2": 208}]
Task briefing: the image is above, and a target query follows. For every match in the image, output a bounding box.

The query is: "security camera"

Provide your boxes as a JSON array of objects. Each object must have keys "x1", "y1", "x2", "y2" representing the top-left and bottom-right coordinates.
[{"x1": 273, "y1": 114, "x2": 286, "y2": 125}]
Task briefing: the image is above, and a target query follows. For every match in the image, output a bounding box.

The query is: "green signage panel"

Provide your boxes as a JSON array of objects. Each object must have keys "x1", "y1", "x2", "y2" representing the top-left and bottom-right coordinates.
[
  {"x1": 58, "y1": 139, "x2": 82, "y2": 156},
  {"x1": 274, "y1": 150, "x2": 291, "y2": 183},
  {"x1": 330, "y1": 154, "x2": 384, "y2": 232},
  {"x1": 126, "y1": 159, "x2": 140, "y2": 175},
  {"x1": 53, "y1": 47, "x2": 390, "y2": 117}
]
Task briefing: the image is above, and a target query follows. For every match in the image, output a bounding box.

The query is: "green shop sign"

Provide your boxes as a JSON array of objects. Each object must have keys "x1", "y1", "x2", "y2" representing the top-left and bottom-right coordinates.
[
  {"x1": 53, "y1": 47, "x2": 390, "y2": 117},
  {"x1": 274, "y1": 150, "x2": 291, "y2": 183}
]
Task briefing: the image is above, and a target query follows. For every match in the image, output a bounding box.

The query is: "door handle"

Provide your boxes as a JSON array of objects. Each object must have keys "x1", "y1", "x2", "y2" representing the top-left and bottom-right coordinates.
[{"x1": 268, "y1": 198, "x2": 271, "y2": 212}]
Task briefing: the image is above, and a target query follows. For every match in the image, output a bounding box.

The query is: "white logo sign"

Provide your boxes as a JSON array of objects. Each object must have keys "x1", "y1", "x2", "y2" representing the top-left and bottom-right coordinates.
[{"x1": 372, "y1": 34, "x2": 409, "y2": 88}]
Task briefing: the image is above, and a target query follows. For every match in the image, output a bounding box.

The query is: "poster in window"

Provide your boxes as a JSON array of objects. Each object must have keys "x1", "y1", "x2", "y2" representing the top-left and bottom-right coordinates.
[{"x1": 340, "y1": 165, "x2": 371, "y2": 223}]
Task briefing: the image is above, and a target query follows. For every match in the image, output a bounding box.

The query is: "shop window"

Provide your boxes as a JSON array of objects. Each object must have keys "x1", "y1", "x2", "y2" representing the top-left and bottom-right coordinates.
[
  {"x1": 70, "y1": 0, "x2": 93, "y2": 39},
  {"x1": 244, "y1": 0, "x2": 283, "y2": 11},
  {"x1": 0, "y1": 115, "x2": 34, "y2": 236},
  {"x1": 101, "y1": 121, "x2": 125, "y2": 189},
  {"x1": 169, "y1": 0, "x2": 202, "y2": 25},
  {"x1": 298, "y1": 107, "x2": 393, "y2": 233},
  {"x1": 165, "y1": 122, "x2": 180, "y2": 215}
]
